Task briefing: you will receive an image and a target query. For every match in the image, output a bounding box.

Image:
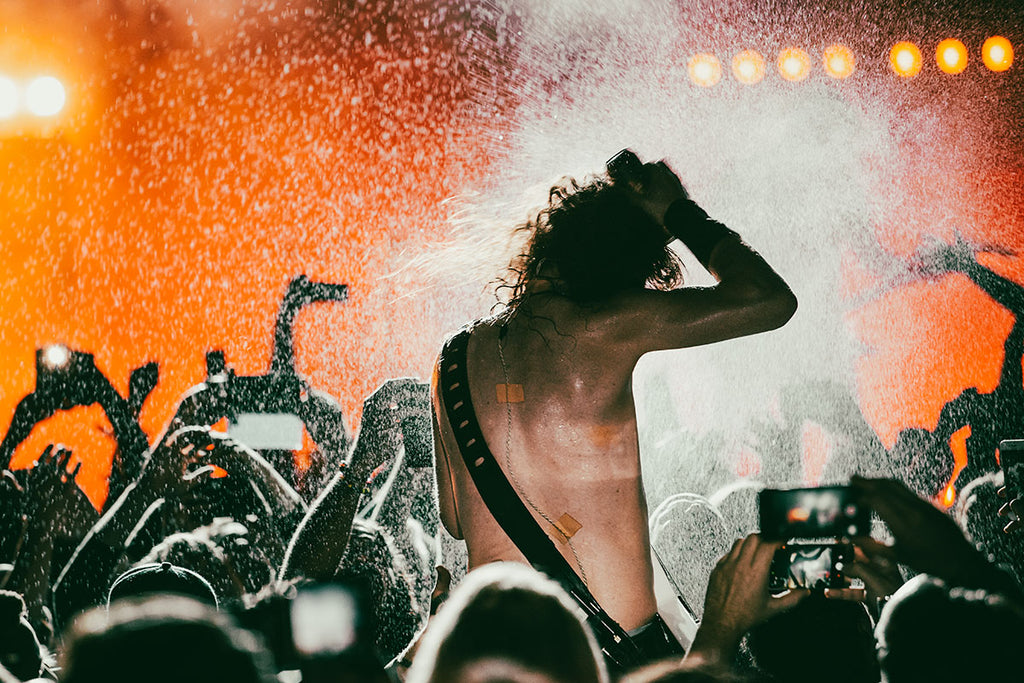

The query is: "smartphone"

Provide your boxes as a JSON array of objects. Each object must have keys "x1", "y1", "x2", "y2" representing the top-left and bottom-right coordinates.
[
  {"x1": 606, "y1": 148, "x2": 643, "y2": 182},
  {"x1": 998, "y1": 439, "x2": 1024, "y2": 496},
  {"x1": 769, "y1": 542, "x2": 852, "y2": 593},
  {"x1": 759, "y1": 485, "x2": 869, "y2": 540},
  {"x1": 35, "y1": 346, "x2": 98, "y2": 405},
  {"x1": 290, "y1": 583, "x2": 362, "y2": 658}
]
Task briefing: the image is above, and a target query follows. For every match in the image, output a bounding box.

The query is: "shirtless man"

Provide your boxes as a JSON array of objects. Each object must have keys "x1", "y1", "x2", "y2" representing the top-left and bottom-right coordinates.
[{"x1": 431, "y1": 155, "x2": 797, "y2": 659}]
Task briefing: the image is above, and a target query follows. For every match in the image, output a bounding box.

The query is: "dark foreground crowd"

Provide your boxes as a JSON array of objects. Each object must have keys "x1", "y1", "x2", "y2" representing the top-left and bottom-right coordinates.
[{"x1": 0, "y1": 355, "x2": 1022, "y2": 683}]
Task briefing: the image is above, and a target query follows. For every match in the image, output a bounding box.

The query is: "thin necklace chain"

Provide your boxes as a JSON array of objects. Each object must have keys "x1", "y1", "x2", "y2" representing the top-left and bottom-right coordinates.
[{"x1": 497, "y1": 324, "x2": 588, "y2": 586}]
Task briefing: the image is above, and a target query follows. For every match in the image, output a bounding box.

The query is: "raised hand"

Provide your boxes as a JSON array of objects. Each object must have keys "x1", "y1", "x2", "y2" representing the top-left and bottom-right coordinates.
[
  {"x1": 23, "y1": 444, "x2": 94, "y2": 537},
  {"x1": 350, "y1": 378, "x2": 429, "y2": 476},
  {"x1": 845, "y1": 536, "x2": 906, "y2": 616},
  {"x1": 138, "y1": 426, "x2": 224, "y2": 499},
  {"x1": 620, "y1": 160, "x2": 691, "y2": 227},
  {"x1": 849, "y1": 476, "x2": 1016, "y2": 598},
  {"x1": 689, "y1": 534, "x2": 808, "y2": 662},
  {"x1": 997, "y1": 486, "x2": 1023, "y2": 533}
]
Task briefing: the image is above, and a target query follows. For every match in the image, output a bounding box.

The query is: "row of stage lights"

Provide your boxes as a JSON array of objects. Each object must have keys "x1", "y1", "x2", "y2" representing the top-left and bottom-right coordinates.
[
  {"x1": 688, "y1": 36, "x2": 1015, "y2": 86},
  {"x1": 0, "y1": 75, "x2": 67, "y2": 118},
  {"x1": 0, "y1": 38, "x2": 1016, "y2": 115}
]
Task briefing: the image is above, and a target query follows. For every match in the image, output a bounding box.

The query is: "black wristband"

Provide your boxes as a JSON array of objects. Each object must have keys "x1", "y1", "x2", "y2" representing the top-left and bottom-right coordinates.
[{"x1": 664, "y1": 199, "x2": 739, "y2": 263}]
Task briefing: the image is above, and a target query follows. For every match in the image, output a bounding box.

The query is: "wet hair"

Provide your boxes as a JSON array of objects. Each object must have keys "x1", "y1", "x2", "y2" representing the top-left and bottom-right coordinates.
[
  {"x1": 500, "y1": 177, "x2": 683, "y2": 314},
  {"x1": 406, "y1": 562, "x2": 607, "y2": 683}
]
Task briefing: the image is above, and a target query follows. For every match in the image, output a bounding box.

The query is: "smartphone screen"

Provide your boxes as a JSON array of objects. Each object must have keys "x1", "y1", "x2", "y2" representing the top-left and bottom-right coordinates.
[
  {"x1": 769, "y1": 542, "x2": 852, "y2": 593},
  {"x1": 759, "y1": 485, "x2": 869, "y2": 540},
  {"x1": 290, "y1": 584, "x2": 359, "y2": 658}
]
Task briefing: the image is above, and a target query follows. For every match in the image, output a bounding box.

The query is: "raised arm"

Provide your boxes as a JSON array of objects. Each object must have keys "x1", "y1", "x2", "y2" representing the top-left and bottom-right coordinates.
[
  {"x1": 610, "y1": 161, "x2": 797, "y2": 357},
  {"x1": 280, "y1": 379, "x2": 416, "y2": 582}
]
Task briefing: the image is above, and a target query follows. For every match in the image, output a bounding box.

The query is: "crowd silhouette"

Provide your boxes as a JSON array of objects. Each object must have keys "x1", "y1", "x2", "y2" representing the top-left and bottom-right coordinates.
[{"x1": 0, "y1": 271, "x2": 1022, "y2": 682}]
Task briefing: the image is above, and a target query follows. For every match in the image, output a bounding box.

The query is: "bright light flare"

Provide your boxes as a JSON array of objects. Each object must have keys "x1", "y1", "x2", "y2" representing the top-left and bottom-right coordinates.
[
  {"x1": 982, "y1": 36, "x2": 1014, "y2": 72},
  {"x1": 778, "y1": 48, "x2": 811, "y2": 81},
  {"x1": 25, "y1": 76, "x2": 66, "y2": 116},
  {"x1": 42, "y1": 344, "x2": 71, "y2": 370},
  {"x1": 890, "y1": 41, "x2": 923, "y2": 77},
  {"x1": 688, "y1": 53, "x2": 722, "y2": 87},
  {"x1": 732, "y1": 50, "x2": 765, "y2": 84},
  {"x1": 936, "y1": 38, "x2": 968, "y2": 75},
  {"x1": 823, "y1": 44, "x2": 855, "y2": 79},
  {"x1": 0, "y1": 76, "x2": 18, "y2": 119}
]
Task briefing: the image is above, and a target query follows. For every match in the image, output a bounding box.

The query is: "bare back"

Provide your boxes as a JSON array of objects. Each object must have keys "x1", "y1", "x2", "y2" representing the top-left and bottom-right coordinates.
[
  {"x1": 432, "y1": 169, "x2": 798, "y2": 632},
  {"x1": 433, "y1": 295, "x2": 659, "y2": 630}
]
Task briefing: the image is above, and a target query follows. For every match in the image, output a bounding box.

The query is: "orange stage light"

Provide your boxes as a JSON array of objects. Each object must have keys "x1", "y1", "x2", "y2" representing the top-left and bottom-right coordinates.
[
  {"x1": 778, "y1": 48, "x2": 811, "y2": 81},
  {"x1": 982, "y1": 36, "x2": 1014, "y2": 72},
  {"x1": 732, "y1": 50, "x2": 765, "y2": 84},
  {"x1": 936, "y1": 38, "x2": 968, "y2": 74},
  {"x1": 823, "y1": 44, "x2": 855, "y2": 79},
  {"x1": 890, "y1": 41, "x2": 923, "y2": 77},
  {"x1": 688, "y1": 53, "x2": 722, "y2": 87},
  {"x1": 0, "y1": 76, "x2": 17, "y2": 118},
  {"x1": 25, "y1": 76, "x2": 65, "y2": 116},
  {"x1": 940, "y1": 424, "x2": 971, "y2": 508}
]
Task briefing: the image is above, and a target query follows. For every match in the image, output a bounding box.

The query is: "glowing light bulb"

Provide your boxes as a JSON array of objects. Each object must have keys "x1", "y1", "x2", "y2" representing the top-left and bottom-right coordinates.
[
  {"x1": 777, "y1": 48, "x2": 811, "y2": 81},
  {"x1": 42, "y1": 344, "x2": 71, "y2": 370},
  {"x1": 25, "y1": 76, "x2": 66, "y2": 116},
  {"x1": 823, "y1": 44, "x2": 855, "y2": 79},
  {"x1": 890, "y1": 41, "x2": 923, "y2": 77},
  {"x1": 688, "y1": 53, "x2": 722, "y2": 87},
  {"x1": 982, "y1": 36, "x2": 1013, "y2": 72},
  {"x1": 936, "y1": 38, "x2": 968, "y2": 75},
  {"x1": 0, "y1": 76, "x2": 17, "y2": 118},
  {"x1": 731, "y1": 50, "x2": 765, "y2": 84}
]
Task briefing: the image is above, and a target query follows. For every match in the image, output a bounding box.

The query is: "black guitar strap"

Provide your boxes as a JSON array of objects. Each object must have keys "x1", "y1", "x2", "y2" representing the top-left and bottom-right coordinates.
[{"x1": 438, "y1": 327, "x2": 644, "y2": 669}]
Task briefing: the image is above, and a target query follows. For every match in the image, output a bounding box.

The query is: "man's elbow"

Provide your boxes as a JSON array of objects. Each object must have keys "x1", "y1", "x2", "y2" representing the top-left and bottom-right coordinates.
[{"x1": 761, "y1": 286, "x2": 798, "y2": 329}]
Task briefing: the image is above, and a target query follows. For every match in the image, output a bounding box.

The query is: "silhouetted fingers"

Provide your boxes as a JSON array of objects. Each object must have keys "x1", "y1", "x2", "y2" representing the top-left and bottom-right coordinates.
[{"x1": 769, "y1": 587, "x2": 810, "y2": 613}]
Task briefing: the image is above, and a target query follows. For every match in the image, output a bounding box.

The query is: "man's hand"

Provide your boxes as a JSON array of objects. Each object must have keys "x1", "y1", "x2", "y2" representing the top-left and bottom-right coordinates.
[
  {"x1": 139, "y1": 426, "x2": 223, "y2": 499},
  {"x1": 351, "y1": 378, "x2": 428, "y2": 475},
  {"x1": 997, "y1": 486, "x2": 1023, "y2": 533},
  {"x1": 24, "y1": 444, "x2": 93, "y2": 536},
  {"x1": 621, "y1": 160, "x2": 691, "y2": 227},
  {"x1": 844, "y1": 536, "x2": 905, "y2": 614},
  {"x1": 850, "y1": 476, "x2": 992, "y2": 586},
  {"x1": 689, "y1": 534, "x2": 808, "y2": 662}
]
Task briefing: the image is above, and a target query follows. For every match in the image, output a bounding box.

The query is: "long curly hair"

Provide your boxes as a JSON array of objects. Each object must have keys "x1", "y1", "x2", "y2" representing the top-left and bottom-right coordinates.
[{"x1": 498, "y1": 176, "x2": 683, "y2": 315}]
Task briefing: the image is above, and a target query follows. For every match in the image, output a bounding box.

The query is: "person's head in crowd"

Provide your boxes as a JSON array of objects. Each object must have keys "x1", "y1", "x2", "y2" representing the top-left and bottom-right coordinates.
[
  {"x1": 406, "y1": 562, "x2": 608, "y2": 683},
  {"x1": 61, "y1": 594, "x2": 276, "y2": 683},
  {"x1": 336, "y1": 518, "x2": 421, "y2": 666},
  {"x1": 621, "y1": 658, "x2": 742, "y2": 683},
  {"x1": 876, "y1": 574, "x2": 1024, "y2": 683},
  {"x1": 108, "y1": 561, "x2": 219, "y2": 609},
  {"x1": 956, "y1": 472, "x2": 1024, "y2": 585},
  {"x1": 502, "y1": 176, "x2": 683, "y2": 311},
  {"x1": 745, "y1": 592, "x2": 879, "y2": 683},
  {"x1": 0, "y1": 591, "x2": 42, "y2": 680},
  {"x1": 140, "y1": 531, "x2": 243, "y2": 605}
]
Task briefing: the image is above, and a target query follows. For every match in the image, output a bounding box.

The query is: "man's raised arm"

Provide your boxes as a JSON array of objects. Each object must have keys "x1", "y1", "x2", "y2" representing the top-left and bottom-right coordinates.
[{"x1": 615, "y1": 161, "x2": 797, "y2": 355}]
